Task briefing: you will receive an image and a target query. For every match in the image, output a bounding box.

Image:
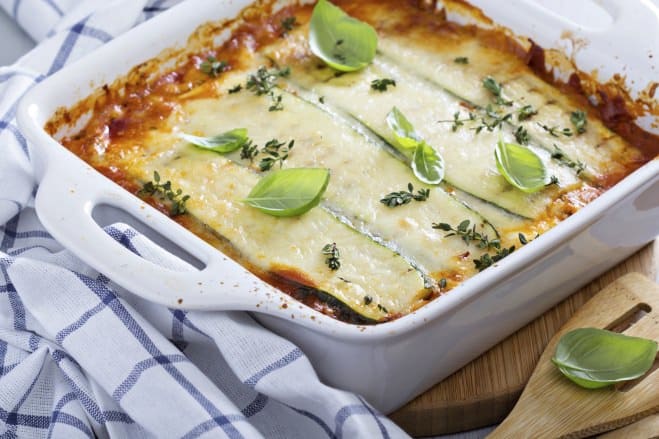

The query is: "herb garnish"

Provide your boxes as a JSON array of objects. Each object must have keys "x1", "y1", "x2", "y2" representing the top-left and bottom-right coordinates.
[
  {"x1": 454, "y1": 57, "x2": 469, "y2": 64},
  {"x1": 473, "y1": 106, "x2": 513, "y2": 134},
  {"x1": 322, "y1": 242, "x2": 341, "y2": 270},
  {"x1": 364, "y1": 295, "x2": 373, "y2": 305},
  {"x1": 380, "y1": 183, "x2": 430, "y2": 207},
  {"x1": 199, "y1": 56, "x2": 228, "y2": 77},
  {"x1": 280, "y1": 16, "x2": 297, "y2": 36},
  {"x1": 437, "y1": 111, "x2": 476, "y2": 132},
  {"x1": 309, "y1": 0, "x2": 377, "y2": 72},
  {"x1": 259, "y1": 139, "x2": 295, "y2": 171},
  {"x1": 570, "y1": 110, "x2": 587, "y2": 134},
  {"x1": 495, "y1": 140, "x2": 547, "y2": 193},
  {"x1": 538, "y1": 123, "x2": 573, "y2": 137},
  {"x1": 240, "y1": 139, "x2": 259, "y2": 161},
  {"x1": 139, "y1": 171, "x2": 190, "y2": 216},
  {"x1": 432, "y1": 219, "x2": 500, "y2": 250},
  {"x1": 551, "y1": 144, "x2": 585, "y2": 174},
  {"x1": 553, "y1": 328, "x2": 658, "y2": 389},
  {"x1": 377, "y1": 304, "x2": 389, "y2": 314},
  {"x1": 433, "y1": 219, "x2": 517, "y2": 272},
  {"x1": 179, "y1": 128, "x2": 248, "y2": 153},
  {"x1": 370, "y1": 78, "x2": 396, "y2": 92},
  {"x1": 517, "y1": 105, "x2": 538, "y2": 121},
  {"x1": 228, "y1": 84, "x2": 242, "y2": 94},
  {"x1": 546, "y1": 175, "x2": 560, "y2": 186},
  {"x1": 386, "y1": 107, "x2": 445, "y2": 185},
  {"x1": 514, "y1": 126, "x2": 530, "y2": 145},
  {"x1": 483, "y1": 76, "x2": 512, "y2": 106},
  {"x1": 243, "y1": 168, "x2": 330, "y2": 217},
  {"x1": 472, "y1": 246, "x2": 515, "y2": 271},
  {"x1": 245, "y1": 66, "x2": 291, "y2": 111}
]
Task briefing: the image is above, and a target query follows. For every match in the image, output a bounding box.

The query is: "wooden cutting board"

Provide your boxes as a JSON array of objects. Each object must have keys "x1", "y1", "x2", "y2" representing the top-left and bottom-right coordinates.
[{"x1": 390, "y1": 241, "x2": 658, "y2": 437}]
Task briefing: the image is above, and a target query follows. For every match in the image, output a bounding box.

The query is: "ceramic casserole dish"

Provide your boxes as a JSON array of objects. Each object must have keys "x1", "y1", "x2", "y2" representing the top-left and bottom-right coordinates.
[{"x1": 17, "y1": 0, "x2": 659, "y2": 413}]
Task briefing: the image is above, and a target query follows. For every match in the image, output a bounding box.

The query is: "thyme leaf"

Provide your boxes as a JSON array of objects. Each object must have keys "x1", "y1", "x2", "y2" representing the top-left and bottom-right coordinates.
[
  {"x1": 322, "y1": 242, "x2": 341, "y2": 270},
  {"x1": 380, "y1": 183, "x2": 430, "y2": 207},
  {"x1": 245, "y1": 66, "x2": 291, "y2": 111},
  {"x1": 370, "y1": 78, "x2": 396, "y2": 92},
  {"x1": 483, "y1": 76, "x2": 512, "y2": 106},
  {"x1": 538, "y1": 123, "x2": 573, "y2": 138},
  {"x1": 258, "y1": 139, "x2": 295, "y2": 171},
  {"x1": 517, "y1": 104, "x2": 538, "y2": 121},
  {"x1": 454, "y1": 56, "x2": 469, "y2": 64},
  {"x1": 432, "y1": 219, "x2": 501, "y2": 251},
  {"x1": 199, "y1": 56, "x2": 228, "y2": 77},
  {"x1": 138, "y1": 171, "x2": 190, "y2": 216},
  {"x1": 570, "y1": 110, "x2": 588, "y2": 134},
  {"x1": 551, "y1": 144, "x2": 585, "y2": 174}
]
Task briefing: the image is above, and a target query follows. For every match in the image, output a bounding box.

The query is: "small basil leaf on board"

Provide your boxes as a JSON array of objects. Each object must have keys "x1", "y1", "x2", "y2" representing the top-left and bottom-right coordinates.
[
  {"x1": 244, "y1": 168, "x2": 330, "y2": 217},
  {"x1": 552, "y1": 328, "x2": 659, "y2": 389},
  {"x1": 309, "y1": 0, "x2": 377, "y2": 72},
  {"x1": 385, "y1": 106, "x2": 422, "y2": 152},
  {"x1": 412, "y1": 142, "x2": 444, "y2": 185},
  {"x1": 494, "y1": 140, "x2": 546, "y2": 193},
  {"x1": 179, "y1": 129, "x2": 248, "y2": 153}
]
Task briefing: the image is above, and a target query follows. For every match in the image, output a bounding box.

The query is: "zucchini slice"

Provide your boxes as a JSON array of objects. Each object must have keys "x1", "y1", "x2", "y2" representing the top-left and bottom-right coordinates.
[
  {"x1": 377, "y1": 36, "x2": 644, "y2": 183},
  {"x1": 126, "y1": 131, "x2": 427, "y2": 321},
  {"x1": 269, "y1": 51, "x2": 579, "y2": 219},
  {"x1": 178, "y1": 87, "x2": 513, "y2": 282}
]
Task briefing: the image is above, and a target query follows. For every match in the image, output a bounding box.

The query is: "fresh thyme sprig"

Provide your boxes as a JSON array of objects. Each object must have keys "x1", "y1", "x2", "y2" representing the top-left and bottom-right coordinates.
[
  {"x1": 473, "y1": 246, "x2": 515, "y2": 271},
  {"x1": 138, "y1": 171, "x2": 190, "y2": 216},
  {"x1": 199, "y1": 56, "x2": 228, "y2": 77},
  {"x1": 483, "y1": 76, "x2": 512, "y2": 106},
  {"x1": 228, "y1": 84, "x2": 242, "y2": 94},
  {"x1": 432, "y1": 219, "x2": 500, "y2": 251},
  {"x1": 259, "y1": 139, "x2": 295, "y2": 171},
  {"x1": 546, "y1": 175, "x2": 560, "y2": 186},
  {"x1": 454, "y1": 56, "x2": 469, "y2": 64},
  {"x1": 473, "y1": 105, "x2": 513, "y2": 134},
  {"x1": 380, "y1": 183, "x2": 430, "y2": 208},
  {"x1": 514, "y1": 126, "x2": 530, "y2": 145},
  {"x1": 322, "y1": 243, "x2": 341, "y2": 270},
  {"x1": 538, "y1": 123, "x2": 573, "y2": 137},
  {"x1": 240, "y1": 139, "x2": 258, "y2": 161},
  {"x1": 570, "y1": 110, "x2": 587, "y2": 134},
  {"x1": 517, "y1": 105, "x2": 538, "y2": 121},
  {"x1": 280, "y1": 16, "x2": 297, "y2": 36},
  {"x1": 245, "y1": 66, "x2": 291, "y2": 111},
  {"x1": 437, "y1": 111, "x2": 477, "y2": 132},
  {"x1": 551, "y1": 144, "x2": 585, "y2": 174},
  {"x1": 370, "y1": 78, "x2": 396, "y2": 92}
]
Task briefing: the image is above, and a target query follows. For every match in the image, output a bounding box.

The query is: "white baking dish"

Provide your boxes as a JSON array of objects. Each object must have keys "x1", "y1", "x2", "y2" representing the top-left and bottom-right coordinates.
[{"x1": 16, "y1": 0, "x2": 659, "y2": 413}]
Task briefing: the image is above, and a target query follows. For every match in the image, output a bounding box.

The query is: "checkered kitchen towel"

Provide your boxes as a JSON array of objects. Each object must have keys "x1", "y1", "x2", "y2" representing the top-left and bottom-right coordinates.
[{"x1": 0, "y1": 1, "x2": 409, "y2": 437}]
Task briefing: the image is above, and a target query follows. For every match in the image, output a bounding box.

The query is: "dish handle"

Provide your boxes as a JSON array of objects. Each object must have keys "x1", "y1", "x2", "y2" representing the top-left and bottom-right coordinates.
[{"x1": 34, "y1": 162, "x2": 279, "y2": 311}]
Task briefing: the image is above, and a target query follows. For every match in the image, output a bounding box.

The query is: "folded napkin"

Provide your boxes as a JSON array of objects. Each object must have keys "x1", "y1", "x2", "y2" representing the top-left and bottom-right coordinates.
[{"x1": 0, "y1": 1, "x2": 409, "y2": 437}]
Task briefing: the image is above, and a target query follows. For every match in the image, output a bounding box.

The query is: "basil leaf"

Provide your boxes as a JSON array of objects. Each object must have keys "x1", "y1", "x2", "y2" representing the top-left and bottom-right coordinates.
[
  {"x1": 179, "y1": 129, "x2": 248, "y2": 153},
  {"x1": 552, "y1": 328, "x2": 658, "y2": 389},
  {"x1": 386, "y1": 107, "x2": 444, "y2": 185},
  {"x1": 494, "y1": 140, "x2": 546, "y2": 193},
  {"x1": 386, "y1": 106, "x2": 422, "y2": 153},
  {"x1": 309, "y1": 0, "x2": 377, "y2": 72},
  {"x1": 412, "y1": 142, "x2": 444, "y2": 185},
  {"x1": 244, "y1": 168, "x2": 330, "y2": 217}
]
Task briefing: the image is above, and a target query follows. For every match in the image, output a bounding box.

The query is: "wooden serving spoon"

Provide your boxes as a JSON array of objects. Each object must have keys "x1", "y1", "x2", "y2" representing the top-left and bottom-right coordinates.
[{"x1": 489, "y1": 272, "x2": 659, "y2": 438}]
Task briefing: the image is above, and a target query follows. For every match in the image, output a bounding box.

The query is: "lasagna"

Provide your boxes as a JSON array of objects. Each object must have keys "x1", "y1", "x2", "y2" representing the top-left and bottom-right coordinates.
[{"x1": 46, "y1": 0, "x2": 655, "y2": 323}]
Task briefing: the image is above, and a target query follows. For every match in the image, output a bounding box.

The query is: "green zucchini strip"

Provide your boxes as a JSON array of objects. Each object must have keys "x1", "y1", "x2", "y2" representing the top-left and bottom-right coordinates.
[
  {"x1": 277, "y1": 55, "x2": 578, "y2": 219},
  {"x1": 128, "y1": 131, "x2": 427, "y2": 321},
  {"x1": 377, "y1": 36, "x2": 643, "y2": 182},
  {"x1": 178, "y1": 88, "x2": 512, "y2": 282}
]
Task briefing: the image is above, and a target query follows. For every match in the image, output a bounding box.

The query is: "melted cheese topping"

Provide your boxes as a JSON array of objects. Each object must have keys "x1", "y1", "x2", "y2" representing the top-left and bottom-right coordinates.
[{"x1": 47, "y1": 0, "x2": 652, "y2": 323}]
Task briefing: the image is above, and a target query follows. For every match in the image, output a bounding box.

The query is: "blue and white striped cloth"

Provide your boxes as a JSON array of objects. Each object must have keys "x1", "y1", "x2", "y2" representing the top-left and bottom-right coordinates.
[{"x1": 0, "y1": 1, "x2": 409, "y2": 437}]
